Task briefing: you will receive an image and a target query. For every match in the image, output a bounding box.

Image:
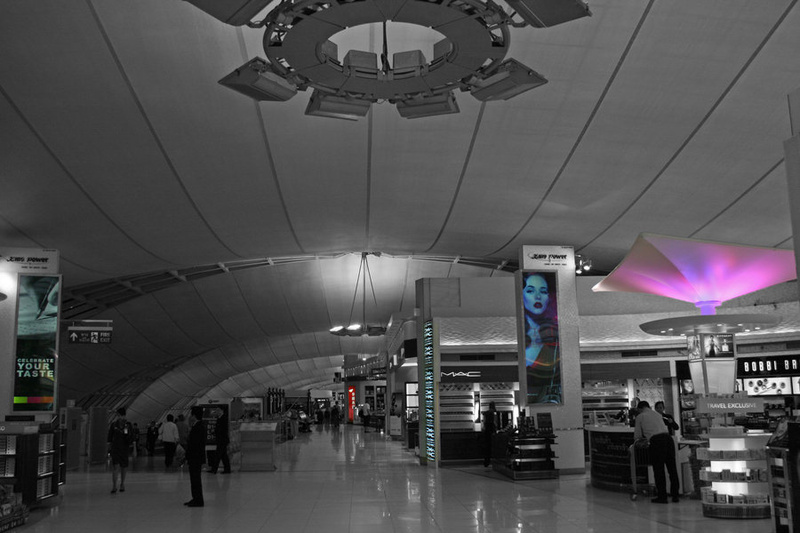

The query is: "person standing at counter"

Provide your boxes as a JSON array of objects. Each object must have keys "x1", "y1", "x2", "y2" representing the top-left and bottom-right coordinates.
[
  {"x1": 628, "y1": 399, "x2": 641, "y2": 427},
  {"x1": 654, "y1": 401, "x2": 679, "y2": 436},
  {"x1": 634, "y1": 401, "x2": 680, "y2": 504}
]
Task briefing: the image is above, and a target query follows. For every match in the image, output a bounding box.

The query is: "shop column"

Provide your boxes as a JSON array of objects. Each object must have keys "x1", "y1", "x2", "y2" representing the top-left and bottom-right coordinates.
[
  {"x1": 518, "y1": 245, "x2": 585, "y2": 474},
  {"x1": 0, "y1": 248, "x2": 61, "y2": 423},
  {"x1": 785, "y1": 87, "x2": 800, "y2": 297}
]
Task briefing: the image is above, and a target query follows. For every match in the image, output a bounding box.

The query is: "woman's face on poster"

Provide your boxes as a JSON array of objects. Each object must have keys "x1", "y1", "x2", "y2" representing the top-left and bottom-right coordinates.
[{"x1": 523, "y1": 274, "x2": 550, "y2": 316}]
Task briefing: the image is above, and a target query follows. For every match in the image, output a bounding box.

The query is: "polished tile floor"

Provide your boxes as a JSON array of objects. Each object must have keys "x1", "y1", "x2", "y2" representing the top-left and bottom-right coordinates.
[{"x1": 19, "y1": 424, "x2": 771, "y2": 533}]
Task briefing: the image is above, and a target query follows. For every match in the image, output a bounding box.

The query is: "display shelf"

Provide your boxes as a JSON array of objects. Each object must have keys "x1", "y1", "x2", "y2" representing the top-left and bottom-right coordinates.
[
  {"x1": 0, "y1": 481, "x2": 27, "y2": 532},
  {"x1": 701, "y1": 502, "x2": 772, "y2": 519},
  {"x1": 582, "y1": 381, "x2": 629, "y2": 425},
  {"x1": 0, "y1": 427, "x2": 60, "y2": 507},
  {"x1": 699, "y1": 428, "x2": 771, "y2": 519},
  {"x1": 56, "y1": 430, "x2": 66, "y2": 487},
  {"x1": 586, "y1": 427, "x2": 651, "y2": 495},
  {"x1": 493, "y1": 434, "x2": 558, "y2": 480},
  {"x1": 439, "y1": 383, "x2": 476, "y2": 432},
  {"x1": 0, "y1": 513, "x2": 29, "y2": 533},
  {"x1": 767, "y1": 446, "x2": 796, "y2": 532},
  {"x1": 239, "y1": 421, "x2": 277, "y2": 472},
  {"x1": 478, "y1": 382, "x2": 516, "y2": 431}
]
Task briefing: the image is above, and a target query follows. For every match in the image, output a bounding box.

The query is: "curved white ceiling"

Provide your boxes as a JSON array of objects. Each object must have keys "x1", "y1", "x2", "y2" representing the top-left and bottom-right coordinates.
[{"x1": 2, "y1": 0, "x2": 799, "y2": 420}]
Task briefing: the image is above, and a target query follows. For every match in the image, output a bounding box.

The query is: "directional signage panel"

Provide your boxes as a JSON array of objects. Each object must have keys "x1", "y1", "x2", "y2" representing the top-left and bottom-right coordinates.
[{"x1": 68, "y1": 326, "x2": 112, "y2": 344}]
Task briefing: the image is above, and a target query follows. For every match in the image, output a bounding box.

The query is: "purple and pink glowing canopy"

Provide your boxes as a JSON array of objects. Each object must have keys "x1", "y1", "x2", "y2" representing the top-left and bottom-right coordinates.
[{"x1": 592, "y1": 234, "x2": 797, "y2": 315}]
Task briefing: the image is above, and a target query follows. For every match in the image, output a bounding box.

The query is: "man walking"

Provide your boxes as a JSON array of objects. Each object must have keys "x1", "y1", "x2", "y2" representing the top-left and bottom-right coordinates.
[
  {"x1": 362, "y1": 402, "x2": 371, "y2": 432},
  {"x1": 159, "y1": 414, "x2": 180, "y2": 469}
]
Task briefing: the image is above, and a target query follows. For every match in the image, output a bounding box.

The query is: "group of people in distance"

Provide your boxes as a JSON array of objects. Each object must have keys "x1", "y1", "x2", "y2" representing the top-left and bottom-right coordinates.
[{"x1": 107, "y1": 405, "x2": 220, "y2": 507}]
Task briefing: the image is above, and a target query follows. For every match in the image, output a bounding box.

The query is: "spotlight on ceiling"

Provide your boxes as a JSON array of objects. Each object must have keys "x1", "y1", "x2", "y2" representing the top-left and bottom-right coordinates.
[
  {"x1": 470, "y1": 59, "x2": 548, "y2": 102},
  {"x1": 187, "y1": 0, "x2": 591, "y2": 119},
  {"x1": 184, "y1": 0, "x2": 274, "y2": 26},
  {"x1": 575, "y1": 254, "x2": 592, "y2": 275},
  {"x1": 396, "y1": 93, "x2": 459, "y2": 119},
  {"x1": 305, "y1": 90, "x2": 372, "y2": 121},
  {"x1": 505, "y1": 0, "x2": 591, "y2": 28},
  {"x1": 218, "y1": 57, "x2": 297, "y2": 101}
]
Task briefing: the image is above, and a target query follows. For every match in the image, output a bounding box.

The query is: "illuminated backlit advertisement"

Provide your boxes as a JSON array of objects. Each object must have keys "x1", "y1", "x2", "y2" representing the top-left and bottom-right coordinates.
[
  {"x1": 423, "y1": 320, "x2": 435, "y2": 461},
  {"x1": 737, "y1": 355, "x2": 800, "y2": 396},
  {"x1": 704, "y1": 334, "x2": 734, "y2": 358},
  {"x1": 687, "y1": 334, "x2": 735, "y2": 360},
  {"x1": 348, "y1": 386, "x2": 356, "y2": 422},
  {"x1": 201, "y1": 404, "x2": 229, "y2": 446},
  {"x1": 686, "y1": 335, "x2": 701, "y2": 361},
  {"x1": 519, "y1": 271, "x2": 562, "y2": 405},
  {"x1": 13, "y1": 275, "x2": 61, "y2": 412}
]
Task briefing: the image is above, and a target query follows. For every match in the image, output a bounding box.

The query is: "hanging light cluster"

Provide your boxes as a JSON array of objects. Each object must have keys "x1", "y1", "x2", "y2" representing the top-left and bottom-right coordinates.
[
  {"x1": 185, "y1": 0, "x2": 591, "y2": 119},
  {"x1": 329, "y1": 252, "x2": 387, "y2": 337}
]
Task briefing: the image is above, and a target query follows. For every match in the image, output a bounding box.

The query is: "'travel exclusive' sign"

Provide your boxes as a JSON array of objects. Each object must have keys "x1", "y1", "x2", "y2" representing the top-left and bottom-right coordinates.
[{"x1": 695, "y1": 396, "x2": 765, "y2": 414}]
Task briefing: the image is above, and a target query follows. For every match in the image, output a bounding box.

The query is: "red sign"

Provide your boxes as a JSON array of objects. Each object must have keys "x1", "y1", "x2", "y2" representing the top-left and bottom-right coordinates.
[{"x1": 348, "y1": 386, "x2": 356, "y2": 422}]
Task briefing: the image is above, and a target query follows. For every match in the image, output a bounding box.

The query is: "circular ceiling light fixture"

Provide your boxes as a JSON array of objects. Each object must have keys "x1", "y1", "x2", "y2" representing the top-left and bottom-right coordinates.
[
  {"x1": 188, "y1": 0, "x2": 591, "y2": 119},
  {"x1": 639, "y1": 315, "x2": 781, "y2": 337}
]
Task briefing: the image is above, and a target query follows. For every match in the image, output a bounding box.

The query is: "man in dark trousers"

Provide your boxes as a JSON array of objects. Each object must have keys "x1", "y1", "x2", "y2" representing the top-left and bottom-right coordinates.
[
  {"x1": 185, "y1": 406, "x2": 205, "y2": 507},
  {"x1": 208, "y1": 412, "x2": 230, "y2": 474},
  {"x1": 634, "y1": 401, "x2": 680, "y2": 503}
]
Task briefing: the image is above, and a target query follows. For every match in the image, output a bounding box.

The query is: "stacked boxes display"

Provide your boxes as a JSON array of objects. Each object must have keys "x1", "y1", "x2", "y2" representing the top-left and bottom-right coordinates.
[{"x1": 0, "y1": 485, "x2": 28, "y2": 532}]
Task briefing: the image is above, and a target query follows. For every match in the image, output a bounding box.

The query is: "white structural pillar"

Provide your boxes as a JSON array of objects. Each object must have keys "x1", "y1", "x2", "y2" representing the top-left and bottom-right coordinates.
[
  {"x1": 0, "y1": 269, "x2": 20, "y2": 420},
  {"x1": 0, "y1": 248, "x2": 60, "y2": 422},
  {"x1": 786, "y1": 88, "x2": 800, "y2": 299},
  {"x1": 518, "y1": 245, "x2": 584, "y2": 473}
]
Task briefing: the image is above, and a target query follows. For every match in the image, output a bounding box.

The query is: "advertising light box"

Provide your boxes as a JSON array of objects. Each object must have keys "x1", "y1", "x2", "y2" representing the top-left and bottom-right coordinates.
[
  {"x1": 517, "y1": 271, "x2": 562, "y2": 405},
  {"x1": 13, "y1": 275, "x2": 61, "y2": 412},
  {"x1": 735, "y1": 354, "x2": 800, "y2": 397}
]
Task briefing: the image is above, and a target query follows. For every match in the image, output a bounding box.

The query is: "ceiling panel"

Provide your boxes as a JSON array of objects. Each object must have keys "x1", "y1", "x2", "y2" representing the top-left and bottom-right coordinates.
[{"x1": 1, "y1": 0, "x2": 798, "y2": 421}]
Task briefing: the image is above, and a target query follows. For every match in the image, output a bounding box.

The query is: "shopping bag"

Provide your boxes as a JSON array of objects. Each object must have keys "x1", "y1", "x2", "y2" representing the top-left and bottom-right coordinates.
[{"x1": 175, "y1": 444, "x2": 186, "y2": 463}]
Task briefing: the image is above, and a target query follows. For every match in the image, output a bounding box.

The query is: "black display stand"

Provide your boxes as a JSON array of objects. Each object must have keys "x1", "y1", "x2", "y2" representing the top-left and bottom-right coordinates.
[
  {"x1": 767, "y1": 421, "x2": 800, "y2": 532},
  {"x1": 56, "y1": 429, "x2": 66, "y2": 489},
  {"x1": 0, "y1": 426, "x2": 60, "y2": 508},
  {"x1": 587, "y1": 429, "x2": 651, "y2": 494},
  {"x1": 493, "y1": 432, "x2": 559, "y2": 480}
]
